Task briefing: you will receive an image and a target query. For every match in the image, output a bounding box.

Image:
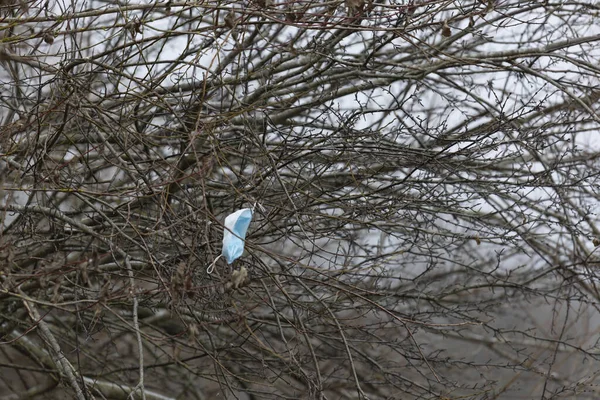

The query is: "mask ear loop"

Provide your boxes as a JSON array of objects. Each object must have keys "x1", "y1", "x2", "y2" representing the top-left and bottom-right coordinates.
[
  {"x1": 207, "y1": 254, "x2": 222, "y2": 274},
  {"x1": 253, "y1": 201, "x2": 266, "y2": 214}
]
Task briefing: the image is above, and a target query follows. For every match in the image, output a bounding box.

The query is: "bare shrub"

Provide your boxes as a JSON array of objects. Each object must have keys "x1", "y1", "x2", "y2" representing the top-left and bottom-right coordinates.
[{"x1": 2, "y1": 1, "x2": 600, "y2": 399}]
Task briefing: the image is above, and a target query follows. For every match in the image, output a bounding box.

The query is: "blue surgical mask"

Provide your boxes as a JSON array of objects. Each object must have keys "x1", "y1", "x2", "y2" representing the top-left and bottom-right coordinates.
[
  {"x1": 222, "y1": 208, "x2": 253, "y2": 264},
  {"x1": 207, "y1": 207, "x2": 255, "y2": 274}
]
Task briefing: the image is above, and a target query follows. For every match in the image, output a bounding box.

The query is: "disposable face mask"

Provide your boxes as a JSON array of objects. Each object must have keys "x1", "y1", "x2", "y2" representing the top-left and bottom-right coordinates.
[
  {"x1": 207, "y1": 208, "x2": 253, "y2": 273},
  {"x1": 222, "y1": 208, "x2": 253, "y2": 264}
]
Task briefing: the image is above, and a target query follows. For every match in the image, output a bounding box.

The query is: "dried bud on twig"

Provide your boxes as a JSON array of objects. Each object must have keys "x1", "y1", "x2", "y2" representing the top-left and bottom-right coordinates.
[
  {"x1": 43, "y1": 33, "x2": 54, "y2": 45},
  {"x1": 125, "y1": 18, "x2": 142, "y2": 38},
  {"x1": 346, "y1": 0, "x2": 365, "y2": 16},
  {"x1": 254, "y1": 0, "x2": 273, "y2": 8},
  {"x1": 224, "y1": 10, "x2": 238, "y2": 40},
  {"x1": 224, "y1": 11, "x2": 236, "y2": 29},
  {"x1": 442, "y1": 21, "x2": 452, "y2": 37}
]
